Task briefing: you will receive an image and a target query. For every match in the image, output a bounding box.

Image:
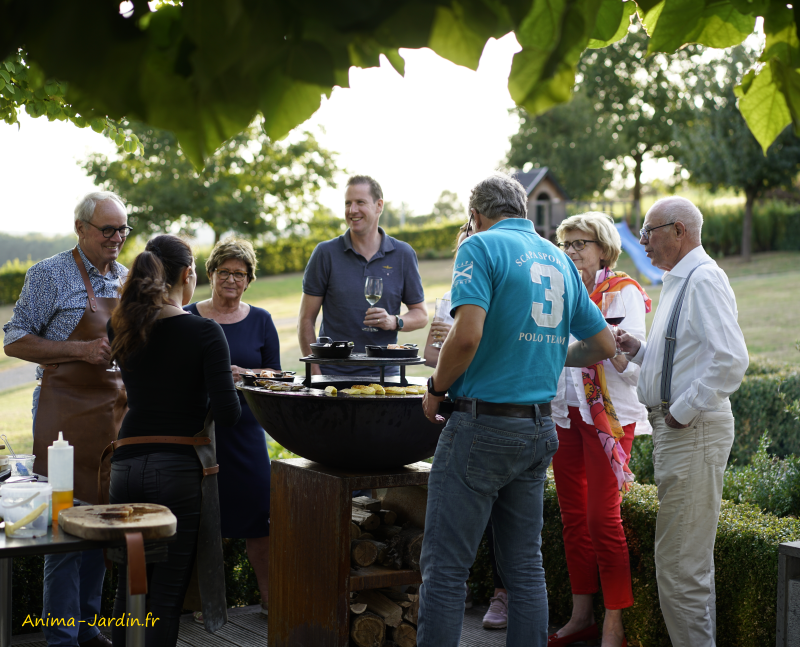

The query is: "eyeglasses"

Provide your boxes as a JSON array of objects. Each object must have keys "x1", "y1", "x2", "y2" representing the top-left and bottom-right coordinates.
[
  {"x1": 87, "y1": 222, "x2": 133, "y2": 239},
  {"x1": 639, "y1": 222, "x2": 676, "y2": 240},
  {"x1": 465, "y1": 213, "x2": 474, "y2": 238},
  {"x1": 216, "y1": 269, "x2": 248, "y2": 282},
  {"x1": 557, "y1": 239, "x2": 597, "y2": 252}
]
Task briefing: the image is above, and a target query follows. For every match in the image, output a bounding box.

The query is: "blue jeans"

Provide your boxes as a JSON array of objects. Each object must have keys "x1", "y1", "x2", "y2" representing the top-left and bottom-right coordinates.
[
  {"x1": 32, "y1": 385, "x2": 105, "y2": 646},
  {"x1": 417, "y1": 410, "x2": 559, "y2": 647},
  {"x1": 42, "y1": 551, "x2": 106, "y2": 645}
]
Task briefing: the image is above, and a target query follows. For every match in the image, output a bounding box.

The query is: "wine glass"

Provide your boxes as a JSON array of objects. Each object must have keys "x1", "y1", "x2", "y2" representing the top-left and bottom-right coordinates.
[
  {"x1": 430, "y1": 297, "x2": 452, "y2": 348},
  {"x1": 601, "y1": 292, "x2": 626, "y2": 356},
  {"x1": 363, "y1": 276, "x2": 383, "y2": 332}
]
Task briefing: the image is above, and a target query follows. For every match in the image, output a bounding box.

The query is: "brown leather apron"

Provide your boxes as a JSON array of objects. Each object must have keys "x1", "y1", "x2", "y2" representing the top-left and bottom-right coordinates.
[{"x1": 32, "y1": 247, "x2": 127, "y2": 504}]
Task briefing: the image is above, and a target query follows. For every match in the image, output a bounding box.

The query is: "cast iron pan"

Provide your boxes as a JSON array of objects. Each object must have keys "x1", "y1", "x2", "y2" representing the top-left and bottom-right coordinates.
[
  {"x1": 310, "y1": 337, "x2": 354, "y2": 359},
  {"x1": 241, "y1": 371, "x2": 296, "y2": 386},
  {"x1": 365, "y1": 344, "x2": 419, "y2": 358}
]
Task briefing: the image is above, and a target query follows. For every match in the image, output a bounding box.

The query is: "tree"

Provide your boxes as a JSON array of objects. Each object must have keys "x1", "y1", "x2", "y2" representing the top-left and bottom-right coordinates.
[
  {"x1": 1, "y1": 1, "x2": 785, "y2": 169},
  {"x1": 577, "y1": 25, "x2": 702, "y2": 223},
  {"x1": 676, "y1": 48, "x2": 800, "y2": 262},
  {"x1": 506, "y1": 92, "x2": 622, "y2": 199},
  {"x1": 431, "y1": 190, "x2": 465, "y2": 222},
  {"x1": 83, "y1": 120, "x2": 338, "y2": 243}
]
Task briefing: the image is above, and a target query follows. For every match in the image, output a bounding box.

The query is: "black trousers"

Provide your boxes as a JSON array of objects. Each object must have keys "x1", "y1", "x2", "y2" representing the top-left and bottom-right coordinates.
[{"x1": 109, "y1": 452, "x2": 203, "y2": 647}]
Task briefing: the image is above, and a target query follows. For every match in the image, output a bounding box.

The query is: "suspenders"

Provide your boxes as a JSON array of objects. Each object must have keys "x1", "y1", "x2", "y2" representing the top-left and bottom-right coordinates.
[{"x1": 660, "y1": 262, "x2": 710, "y2": 409}]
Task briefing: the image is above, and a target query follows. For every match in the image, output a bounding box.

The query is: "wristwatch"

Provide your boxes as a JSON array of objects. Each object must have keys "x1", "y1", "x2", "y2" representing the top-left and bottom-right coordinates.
[
  {"x1": 395, "y1": 315, "x2": 404, "y2": 331},
  {"x1": 427, "y1": 376, "x2": 448, "y2": 397}
]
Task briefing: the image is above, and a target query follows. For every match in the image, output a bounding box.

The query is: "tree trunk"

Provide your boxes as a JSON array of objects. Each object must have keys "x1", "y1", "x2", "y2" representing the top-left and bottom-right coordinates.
[
  {"x1": 631, "y1": 151, "x2": 643, "y2": 233},
  {"x1": 742, "y1": 189, "x2": 756, "y2": 263}
]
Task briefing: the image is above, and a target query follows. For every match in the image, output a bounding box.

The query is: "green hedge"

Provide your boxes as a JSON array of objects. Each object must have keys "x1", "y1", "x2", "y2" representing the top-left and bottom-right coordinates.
[
  {"x1": 701, "y1": 202, "x2": 800, "y2": 257},
  {"x1": 0, "y1": 259, "x2": 31, "y2": 306},
  {"x1": 730, "y1": 358, "x2": 800, "y2": 464},
  {"x1": 470, "y1": 479, "x2": 800, "y2": 646}
]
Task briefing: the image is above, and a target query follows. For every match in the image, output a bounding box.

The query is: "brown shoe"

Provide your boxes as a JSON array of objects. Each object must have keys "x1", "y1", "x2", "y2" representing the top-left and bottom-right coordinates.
[{"x1": 80, "y1": 633, "x2": 113, "y2": 647}]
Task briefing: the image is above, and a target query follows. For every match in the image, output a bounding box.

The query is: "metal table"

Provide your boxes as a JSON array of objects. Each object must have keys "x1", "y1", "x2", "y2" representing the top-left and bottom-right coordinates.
[
  {"x1": 300, "y1": 353, "x2": 424, "y2": 387},
  {"x1": 0, "y1": 520, "x2": 173, "y2": 647}
]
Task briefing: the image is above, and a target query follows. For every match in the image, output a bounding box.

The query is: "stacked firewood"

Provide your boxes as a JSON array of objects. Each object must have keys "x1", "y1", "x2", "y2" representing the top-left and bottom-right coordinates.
[{"x1": 349, "y1": 496, "x2": 423, "y2": 647}]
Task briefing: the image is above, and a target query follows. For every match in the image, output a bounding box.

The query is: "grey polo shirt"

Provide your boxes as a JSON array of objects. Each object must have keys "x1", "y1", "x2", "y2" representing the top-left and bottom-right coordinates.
[{"x1": 302, "y1": 228, "x2": 425, "y2": 376}]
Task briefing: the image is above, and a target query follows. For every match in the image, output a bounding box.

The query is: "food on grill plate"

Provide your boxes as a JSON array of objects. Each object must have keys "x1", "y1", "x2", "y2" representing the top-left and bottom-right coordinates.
[
  {"x1": 324, "y1": 386, "x2": 337, "y2": 396},
  {"x1": 383, "y1": 387, "x2": 407, "y2": 395},
  {"x1": 368, "y1": 383, "x2": 386, "y2": 395}
]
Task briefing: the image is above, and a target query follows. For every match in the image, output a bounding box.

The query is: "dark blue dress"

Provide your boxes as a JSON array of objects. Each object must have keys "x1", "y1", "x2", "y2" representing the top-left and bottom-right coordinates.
[{"x1": 185, "y1": 303, "x2": 280, "y2": 537}]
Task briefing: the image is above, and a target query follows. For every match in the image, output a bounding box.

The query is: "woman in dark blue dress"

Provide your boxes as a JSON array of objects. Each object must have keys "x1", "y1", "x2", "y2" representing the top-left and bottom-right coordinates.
[{"x1": 186, "y1": 238, "x2": 280, "y2": 617}]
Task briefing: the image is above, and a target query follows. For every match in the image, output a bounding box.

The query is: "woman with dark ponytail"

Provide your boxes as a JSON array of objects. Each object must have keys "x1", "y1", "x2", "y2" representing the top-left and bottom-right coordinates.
[{"x1": 107, "y1": 234, "x2": 241, "y2": 646}]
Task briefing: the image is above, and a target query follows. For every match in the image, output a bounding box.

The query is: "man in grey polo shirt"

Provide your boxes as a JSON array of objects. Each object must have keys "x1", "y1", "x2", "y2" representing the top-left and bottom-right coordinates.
[{"x1": 298, "y1": 174, "x2": 427, "y2": 376}]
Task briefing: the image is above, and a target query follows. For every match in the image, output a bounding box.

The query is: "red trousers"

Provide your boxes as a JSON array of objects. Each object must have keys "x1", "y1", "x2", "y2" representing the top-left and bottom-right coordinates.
[{"x1": 551, "y1": 406, "x2": 636, "y2": 610}]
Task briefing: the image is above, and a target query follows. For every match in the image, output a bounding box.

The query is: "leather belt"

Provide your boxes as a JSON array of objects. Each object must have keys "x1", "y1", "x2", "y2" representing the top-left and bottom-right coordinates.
[
  {"x1": 98, "y1": 435, "x2": 217, "y2": 504},
  {"x1": 452, "y1": 399, "x2": 551, "y2": 419}
]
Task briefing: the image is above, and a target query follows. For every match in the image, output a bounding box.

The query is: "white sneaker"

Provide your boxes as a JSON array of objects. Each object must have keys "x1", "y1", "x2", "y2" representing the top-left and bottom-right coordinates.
[{"x1": 482, "y1": 590, "x2": 507, "y2": 629}]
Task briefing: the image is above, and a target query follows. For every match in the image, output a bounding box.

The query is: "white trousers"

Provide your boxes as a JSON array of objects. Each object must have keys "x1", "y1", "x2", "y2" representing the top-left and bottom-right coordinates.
[{"x1": 650, "y1": 408, "x2": 734, "y2": 647}]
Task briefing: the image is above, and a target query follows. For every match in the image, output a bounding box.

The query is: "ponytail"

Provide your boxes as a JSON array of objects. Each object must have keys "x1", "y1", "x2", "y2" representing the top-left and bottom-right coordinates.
[{"x1": 111, "y1": 234, "x2": 193, "y2": 368}]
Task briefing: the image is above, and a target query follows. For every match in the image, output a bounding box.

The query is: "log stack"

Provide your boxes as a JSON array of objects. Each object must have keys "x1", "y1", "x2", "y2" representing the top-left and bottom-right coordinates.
[
  {"x1": 350, "y1": 587, "x2": 420, "y2": 647},
  {"x1": 349, "y1": 497, "x2": 423, "y2": 646}
]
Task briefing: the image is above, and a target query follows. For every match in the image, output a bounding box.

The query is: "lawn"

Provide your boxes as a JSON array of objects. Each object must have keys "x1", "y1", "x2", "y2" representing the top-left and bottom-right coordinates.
[{"x1": 0, "y1": 251, "x2": 797, "y2": 454}]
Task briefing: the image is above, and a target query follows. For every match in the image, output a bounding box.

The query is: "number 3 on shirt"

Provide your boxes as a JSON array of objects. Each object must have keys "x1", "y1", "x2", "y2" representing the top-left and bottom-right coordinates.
[{"x1": 530, "y1": 262, "x2": 564, "y2": 328}]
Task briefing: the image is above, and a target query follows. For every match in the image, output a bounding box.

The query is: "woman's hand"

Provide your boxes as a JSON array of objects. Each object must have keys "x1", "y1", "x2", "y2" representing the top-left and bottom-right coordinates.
[
  {"x1": 231, "y1": 365, "x2": 248, "y2": 381},
  {"x1": 609, "y1": 353, "x2": 629, "y2": 373}
]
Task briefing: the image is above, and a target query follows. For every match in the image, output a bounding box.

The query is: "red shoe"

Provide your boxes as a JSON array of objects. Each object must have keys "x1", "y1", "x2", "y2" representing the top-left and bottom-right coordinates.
[{"x1": 547, "y1": 623, "x2": 599, "y2": 645}]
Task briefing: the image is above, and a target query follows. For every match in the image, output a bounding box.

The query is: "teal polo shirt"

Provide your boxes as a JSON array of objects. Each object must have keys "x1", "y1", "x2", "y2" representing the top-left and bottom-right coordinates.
[{"x1": 448, "y1": 218, "x2": 606, "y2": 405}]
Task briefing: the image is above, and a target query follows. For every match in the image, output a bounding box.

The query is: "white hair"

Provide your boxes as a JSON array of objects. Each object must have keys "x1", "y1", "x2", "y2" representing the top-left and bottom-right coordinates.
[
  {"x1": 648, "y1": 196, "x2": 703, "y2": 241},
  {"x1": 74, "y1": 191, "x2": 126, "y2": 235}
]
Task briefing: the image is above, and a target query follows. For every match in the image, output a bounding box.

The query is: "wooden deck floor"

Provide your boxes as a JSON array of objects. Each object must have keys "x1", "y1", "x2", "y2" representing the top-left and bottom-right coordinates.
[{"x1": 11, "y1": 603, "x2": 517, "y2": 646}]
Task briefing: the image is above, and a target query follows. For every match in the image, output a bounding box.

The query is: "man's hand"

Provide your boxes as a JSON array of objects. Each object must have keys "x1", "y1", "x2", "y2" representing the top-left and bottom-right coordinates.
[
  {"x1": 364, "y1": 308, "x2": 396, "y2": 331},
  {"x1": 430, "y1": 320, "x2": 453, "y2": 344},
  {"x1": 664, "y1": 412, "x2": 691, "y2": 429},
  {"x1": 615, "y1": 328, "x2": 642, "y2": 357},
  {"x1": 231, "y1": 365, "x2": 247, "y2": 381},
  {"x1": 82, "y1": 337, "x2": 112, "y2": 365},
  {"x1": 422, "y1": 391, "x2": 446, "y2": 424}
]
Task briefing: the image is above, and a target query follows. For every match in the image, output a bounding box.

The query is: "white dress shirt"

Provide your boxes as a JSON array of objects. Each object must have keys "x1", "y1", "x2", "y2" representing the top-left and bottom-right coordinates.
[
  {"x1": 630, "y1": 247, "x2": 749, "y2": 424},
  {"x1": 553, "y1": 269, "x2": 652, "y2": 435}
]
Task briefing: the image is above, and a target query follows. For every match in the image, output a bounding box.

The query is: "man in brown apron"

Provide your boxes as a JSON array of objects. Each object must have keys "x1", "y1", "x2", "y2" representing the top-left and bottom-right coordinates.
[{"x1": 4, "y1": 192, "x2": 130, "y2": 647}]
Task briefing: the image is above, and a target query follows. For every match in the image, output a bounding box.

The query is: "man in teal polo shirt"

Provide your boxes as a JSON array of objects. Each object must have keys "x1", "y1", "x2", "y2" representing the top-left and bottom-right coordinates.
[{"x1": 417, "y1": 174, "x2": 616, "y2": 647}]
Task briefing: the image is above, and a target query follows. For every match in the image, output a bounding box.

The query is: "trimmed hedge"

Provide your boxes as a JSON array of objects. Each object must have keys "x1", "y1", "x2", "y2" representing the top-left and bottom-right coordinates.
[
  {"x1": 701, "y1": 202, "x2": 800, "y2": 257},
  {"x1": 470, "y1": 479, "x2": 800, "y2": 646},
  {"x1": 731, "y1": 358, "x2": 800, "y2": 464},
  {"x1": 0, "y1": 259, "x2": 31, "y2": 306}
]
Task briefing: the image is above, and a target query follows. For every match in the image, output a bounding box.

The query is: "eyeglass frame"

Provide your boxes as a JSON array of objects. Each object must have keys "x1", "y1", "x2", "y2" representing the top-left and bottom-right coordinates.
[
  {"x1": 215, "y1": 269, "x2": 249, "y2": 283},
  {"x1": 639, "y1": 221, "x2": 676, "y2": 240},
  {"x1": 86, "y1": 222, "x2": 133, "y2": 239},
  {"x1": 557, "y1": 239, "x2": 598, "y2": 251}
]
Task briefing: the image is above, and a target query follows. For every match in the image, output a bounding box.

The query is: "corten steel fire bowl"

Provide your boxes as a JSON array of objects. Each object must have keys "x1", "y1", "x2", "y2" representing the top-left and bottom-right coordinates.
[{"x1": 239, "y1": 378, "x2": 450, "y2": 470}]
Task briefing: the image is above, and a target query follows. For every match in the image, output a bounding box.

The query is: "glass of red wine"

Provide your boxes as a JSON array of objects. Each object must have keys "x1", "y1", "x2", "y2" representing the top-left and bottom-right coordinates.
[{"x1": 601, "y1": 292, "x2": 626, "y2": 356}]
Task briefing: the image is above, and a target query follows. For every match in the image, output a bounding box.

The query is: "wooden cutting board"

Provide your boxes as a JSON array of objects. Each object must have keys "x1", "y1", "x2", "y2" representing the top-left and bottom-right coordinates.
[{"x1": 59, "y1": 504, "x2": 177, "y2": 541}]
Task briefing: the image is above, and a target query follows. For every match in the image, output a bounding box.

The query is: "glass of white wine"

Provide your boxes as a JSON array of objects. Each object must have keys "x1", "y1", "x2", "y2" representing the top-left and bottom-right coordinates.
[{"x1": 363, "y1": 276, "x2": 383, "y2": 332}]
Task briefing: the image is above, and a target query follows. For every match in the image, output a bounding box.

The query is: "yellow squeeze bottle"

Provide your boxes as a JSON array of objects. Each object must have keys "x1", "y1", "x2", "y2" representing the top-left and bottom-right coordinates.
[{"x1": 48, "y1": 432, "x2": 73, "y2": 525}]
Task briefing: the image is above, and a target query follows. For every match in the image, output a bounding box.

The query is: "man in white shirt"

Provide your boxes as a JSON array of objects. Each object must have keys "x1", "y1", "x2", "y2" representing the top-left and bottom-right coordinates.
[{"x1": 616, "y1": 196, "x2": 748, "y2": 647}]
